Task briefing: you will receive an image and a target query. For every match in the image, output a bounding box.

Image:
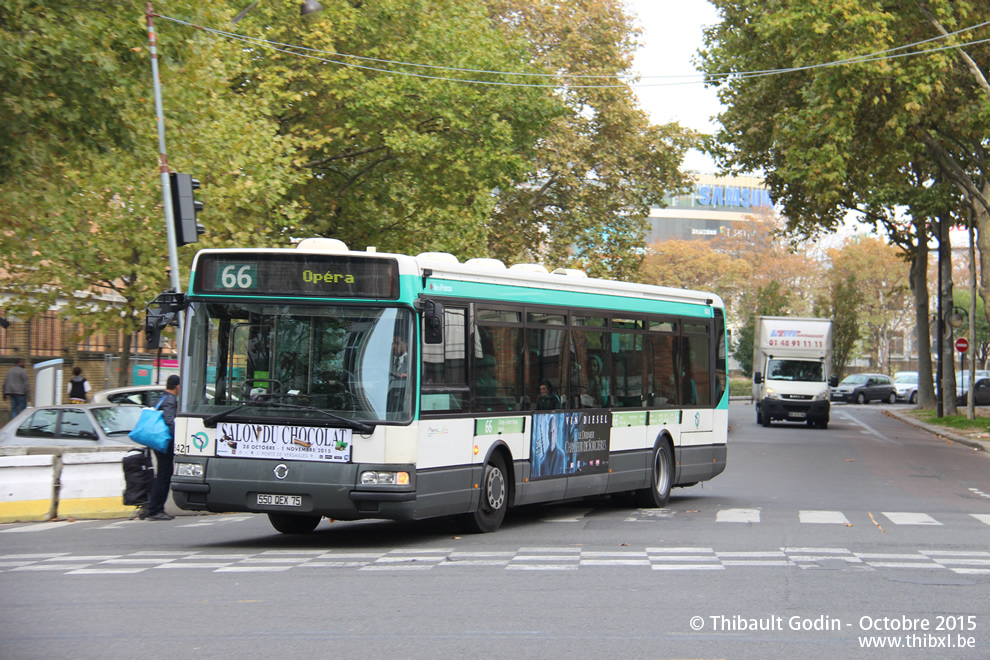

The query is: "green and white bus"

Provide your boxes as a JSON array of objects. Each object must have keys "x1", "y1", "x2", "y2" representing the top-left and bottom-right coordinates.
[{"x1": 167, "y1": 238, "x2": 728, "y2": 534}]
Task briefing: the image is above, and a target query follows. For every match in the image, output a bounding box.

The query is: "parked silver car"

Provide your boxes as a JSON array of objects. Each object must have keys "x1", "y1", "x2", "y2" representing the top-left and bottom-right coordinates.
[
  {"x1": 0, "y1": 404, "x2": 142, "y2": 447},
  {"x1": 893, "y1": 372, "x2": 920, "y2": 404}
]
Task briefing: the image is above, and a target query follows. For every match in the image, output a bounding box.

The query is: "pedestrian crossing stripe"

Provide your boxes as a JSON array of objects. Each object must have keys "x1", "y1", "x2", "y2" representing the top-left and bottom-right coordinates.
[{"x1": 1, "y1": 547, "x2": 989, "y2": 575}]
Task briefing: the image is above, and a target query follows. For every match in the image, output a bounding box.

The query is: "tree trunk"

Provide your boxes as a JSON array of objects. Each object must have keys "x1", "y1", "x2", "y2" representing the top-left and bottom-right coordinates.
[
  {"x1": 976, "y1": 183, "x2": 990, "y2": 331},
  {"x1": 910, "y1": 216, "x2": 935, "y2": 408},
  {"x1": 940, "y1": 214, "x2": 957, "y2": 415},
  {"x1": 117, "y1": 330, "x2": 132, "y2": 388}
]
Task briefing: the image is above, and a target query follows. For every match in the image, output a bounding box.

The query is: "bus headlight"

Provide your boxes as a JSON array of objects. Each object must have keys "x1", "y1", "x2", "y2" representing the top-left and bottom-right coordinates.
[
  {"x1": 765, "y1": 387, "x2": 779, "y2": 399},
  {"x1": 813, "y1": 390, "x2": 829, "y2": 401},
  {"x1": 175, "y1": 462, "x2": 204, "y2": 478},
  {"x1": 361, "y1": 471, "x2": 410, "y2": 485}
]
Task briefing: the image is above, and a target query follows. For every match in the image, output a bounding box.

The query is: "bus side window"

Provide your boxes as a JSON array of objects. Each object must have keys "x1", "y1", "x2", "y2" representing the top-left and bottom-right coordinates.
[
  {"x1": 420, "y1": 307, "x2": 468, "y2": 413},
  {"x1": 648, "y1": 332, "x2": 678, "y2": 406},
  {"x1": 681, "y1": 324, "x2": 711, "y2": 406},
  {"x1": 526, "y1": 323, "x2": 566, "y2": 410},
  {"x1": 473, "y1": 325, "x2": 523, "y2": 412}
]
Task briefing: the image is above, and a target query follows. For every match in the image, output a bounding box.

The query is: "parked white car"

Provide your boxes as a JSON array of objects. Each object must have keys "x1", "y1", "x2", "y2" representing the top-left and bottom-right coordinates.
[
  {"x1": 0, "y1": 404, "x2": 142, "y2": 447},
  {"x1": 92, "y1": 385, "x2": 166, "y2": 407}
]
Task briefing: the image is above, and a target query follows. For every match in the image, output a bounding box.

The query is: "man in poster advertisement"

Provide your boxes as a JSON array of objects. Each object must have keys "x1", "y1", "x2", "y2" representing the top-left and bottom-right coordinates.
[{"x1": 534, "y1": 413, "x2": 565, "y2": 477}]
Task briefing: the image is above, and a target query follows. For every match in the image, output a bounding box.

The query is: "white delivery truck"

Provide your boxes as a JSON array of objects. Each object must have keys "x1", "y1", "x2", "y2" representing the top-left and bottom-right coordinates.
[{"x1": 752, "y1": 316, "x2": 837, "y2": 429}]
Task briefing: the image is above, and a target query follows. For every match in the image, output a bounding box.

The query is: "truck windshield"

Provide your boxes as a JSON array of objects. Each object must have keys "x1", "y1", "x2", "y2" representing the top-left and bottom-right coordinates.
[
  {"x1": 767, "y1": 359, "x2": 823, "y2": 382},
  {"x1": 185, "y1": 302, "x2": 414, "y2": 424}
]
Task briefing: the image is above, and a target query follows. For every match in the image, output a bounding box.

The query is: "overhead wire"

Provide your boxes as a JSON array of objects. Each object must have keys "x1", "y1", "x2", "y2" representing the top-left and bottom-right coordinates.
[{"x1": 155, "y1": 13, "x2": 990, "y2": 89}]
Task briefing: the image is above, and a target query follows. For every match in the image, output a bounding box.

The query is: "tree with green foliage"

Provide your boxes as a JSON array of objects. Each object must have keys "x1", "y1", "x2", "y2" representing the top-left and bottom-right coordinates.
[
  {"x1": 0, "y1": 0, "x2": 304, "y2": 383},
  {"x1": 224, "y1": 0, "x2": 564, "y2": 257},
  {"x1": 697, "y1": 0, "x2": 988, "y2": 403},
  {"x1": 733, "y1": 281, "x2": 791, "y2": 378},
  {"x1": 814, "y1": 274, "x2": 863, "y2": 382},
  {"x1": 483, "y1": 0, "x2": 698, "y2": 279}
]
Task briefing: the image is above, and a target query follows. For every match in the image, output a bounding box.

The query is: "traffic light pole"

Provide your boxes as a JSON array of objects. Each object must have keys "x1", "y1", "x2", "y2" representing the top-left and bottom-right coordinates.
[{"x1": 146, "y1": 3, "x2": 184, "y2": 358}]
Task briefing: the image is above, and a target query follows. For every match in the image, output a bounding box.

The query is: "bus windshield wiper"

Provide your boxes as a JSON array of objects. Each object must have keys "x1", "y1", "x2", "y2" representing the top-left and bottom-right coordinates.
[{"x1": 202, "y1": 400, "x2": 374, "y2": 434}]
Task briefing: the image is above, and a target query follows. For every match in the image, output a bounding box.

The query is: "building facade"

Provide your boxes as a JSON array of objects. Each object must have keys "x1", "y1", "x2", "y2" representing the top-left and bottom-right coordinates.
[{"x1": 645, "y1": 173, "x2": 774, "y2": 245}]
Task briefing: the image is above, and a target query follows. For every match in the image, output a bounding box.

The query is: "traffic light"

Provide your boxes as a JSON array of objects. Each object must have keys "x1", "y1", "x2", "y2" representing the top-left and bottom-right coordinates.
[
  {"x1": 169, "y1": 172, "x2": 204, "y2": 246},
  {"x1": 143, "y1": 311, "x2": 173, "y2": 350}
]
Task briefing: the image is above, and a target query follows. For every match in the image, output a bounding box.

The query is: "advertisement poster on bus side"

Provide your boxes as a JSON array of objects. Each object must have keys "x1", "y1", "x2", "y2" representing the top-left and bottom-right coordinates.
[
  {"x1": 216, "y1": 422, "x2": 351, "y2": 462},
  {"x1": 530, "y1": 412, "x2": 610, "y2": 479}
]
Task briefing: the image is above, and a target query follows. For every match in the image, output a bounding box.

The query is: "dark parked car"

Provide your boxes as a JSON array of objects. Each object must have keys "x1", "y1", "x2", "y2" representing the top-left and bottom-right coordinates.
[
  {"x1": 0, "y1": 404, "x2": 142, "y2": 448},
  {"x1": 830, "y1": 373, "x2": 897, "y2": 404},
  {"x1": 958, "y1": 378, "x2": 990, "y2": 407}
]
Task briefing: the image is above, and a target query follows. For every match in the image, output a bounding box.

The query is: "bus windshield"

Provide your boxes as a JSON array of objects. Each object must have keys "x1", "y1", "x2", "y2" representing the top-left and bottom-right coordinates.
[{"x1": 185, "y1": 302, "x2": 414, "y2": 423}]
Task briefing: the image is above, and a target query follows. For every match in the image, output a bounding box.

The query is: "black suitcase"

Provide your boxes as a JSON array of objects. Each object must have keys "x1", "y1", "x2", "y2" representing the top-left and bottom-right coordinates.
[{"x1": 122, "y1": 448, "x2": 154, "y2": 506}]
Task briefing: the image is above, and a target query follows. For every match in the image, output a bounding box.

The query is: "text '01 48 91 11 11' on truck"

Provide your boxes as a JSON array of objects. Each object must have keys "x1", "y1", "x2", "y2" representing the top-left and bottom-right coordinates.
[{"x1": 752, "y1": 316, "x2": 837, "y2": 429}]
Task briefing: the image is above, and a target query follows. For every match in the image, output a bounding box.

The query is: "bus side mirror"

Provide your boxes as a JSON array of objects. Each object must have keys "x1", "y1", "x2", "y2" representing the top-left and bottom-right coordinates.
[
  {"x1": 753, "y1": 372, "x2": 762, "y2": 384},
  {"x1": 423, "y1": 299, "x2": 444, "y2": 344},
  {"x1": 829, "y1": 375, "x2": 838, "y2": 387}
]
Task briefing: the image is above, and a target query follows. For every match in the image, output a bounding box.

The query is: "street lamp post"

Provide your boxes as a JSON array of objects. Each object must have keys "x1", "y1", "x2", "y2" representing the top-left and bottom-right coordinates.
[{"x1": 145, "y1": 3, "x2": 184, "y2": 359}]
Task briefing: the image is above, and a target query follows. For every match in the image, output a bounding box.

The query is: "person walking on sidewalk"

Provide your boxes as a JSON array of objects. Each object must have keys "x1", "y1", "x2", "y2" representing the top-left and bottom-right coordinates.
[
  {"x1": 144, "y1": 374, "x2": 179, "y2": 521},
  {"x1": 66, "y1": 366, "x2": 91, "y2": 403},
  {"x1": 3, "y1": 358, "x2": 30, "y2": 417}
]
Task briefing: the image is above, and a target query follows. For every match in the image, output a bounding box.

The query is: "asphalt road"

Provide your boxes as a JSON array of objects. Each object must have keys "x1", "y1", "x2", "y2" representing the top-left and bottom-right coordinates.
[{"x1": 2, "y1": 400, "x2": 989, "y2": 659}]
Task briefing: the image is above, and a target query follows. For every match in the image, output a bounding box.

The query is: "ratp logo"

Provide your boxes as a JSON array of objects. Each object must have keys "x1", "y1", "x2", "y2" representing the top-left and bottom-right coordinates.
[
  {"x1": 694, "y1": 412, "x2": 701, "y2": 428},
  {"x1": 191, "y1": 432, "x2": 208, "y2": 450}
]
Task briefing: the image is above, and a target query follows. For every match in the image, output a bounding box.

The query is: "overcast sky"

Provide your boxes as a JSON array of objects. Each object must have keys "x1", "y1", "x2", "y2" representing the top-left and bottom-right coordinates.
[{"x1": 624, "y1": 0, "x2": 722, "y2": 172}]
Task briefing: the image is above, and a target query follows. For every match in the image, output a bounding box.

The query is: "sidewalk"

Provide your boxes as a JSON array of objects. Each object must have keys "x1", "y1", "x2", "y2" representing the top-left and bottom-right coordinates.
[{"x1": 884, "y1": 408, "x2": 990, "y2": 453}]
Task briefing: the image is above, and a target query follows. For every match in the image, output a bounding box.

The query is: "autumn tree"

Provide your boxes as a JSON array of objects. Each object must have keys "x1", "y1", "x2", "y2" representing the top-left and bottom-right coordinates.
[{"x1": 828, "y1": 237, "x2": 912, "y2": 374}]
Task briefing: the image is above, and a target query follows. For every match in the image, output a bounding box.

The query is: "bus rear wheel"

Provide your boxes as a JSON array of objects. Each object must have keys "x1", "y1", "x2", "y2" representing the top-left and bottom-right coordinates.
[
  {"x1": 635, "y1": 441, "x2": 672, "y2": 508},
  {"x1": 268, "y1": 512, "x2": 322, "y2": 534},
  {"x1": 457, "y1": 452, "x2": 509, "y2": 533}
]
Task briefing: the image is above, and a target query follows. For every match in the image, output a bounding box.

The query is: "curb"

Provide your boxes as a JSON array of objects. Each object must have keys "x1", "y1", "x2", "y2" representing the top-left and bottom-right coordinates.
[{"x1": 884, "y1": 409, "x2": 990, "y2": 452}]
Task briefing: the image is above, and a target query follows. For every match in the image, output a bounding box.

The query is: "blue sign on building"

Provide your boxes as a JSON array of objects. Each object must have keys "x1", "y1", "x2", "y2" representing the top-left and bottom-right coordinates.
[{"x1": 697, "y1": 185, "x2": 774, "y2": 208}]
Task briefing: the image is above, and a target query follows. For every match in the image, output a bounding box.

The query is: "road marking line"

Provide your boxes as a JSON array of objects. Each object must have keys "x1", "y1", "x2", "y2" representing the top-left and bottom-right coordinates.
[
  {"x1": 0, "y1": 521, "x2": 86, "y2": 533},
  {"x1": 781, "y1": 547, "x2": 851, "y2": 553},
  {"x1": 67, "y1": 568, "x2": 149, "y2": 575},
  {"x1": 882, "y1": 512, "x2": 942, "y2": 525},
  {"x1": 838, "y1": 412, "x2": 898, "y2": 443},
  {"x1": 972, "y1": 514, "x2": 990, "y2": 526},
  {"x1": 651, "y1": 564, "x2": 725, "y2": 571},
  {"x1": 799, "y1": 510, "x2": 850, "y2": 524},
  {"x1": 716, "y1": 508, "x2": 760, "y2": 523}
]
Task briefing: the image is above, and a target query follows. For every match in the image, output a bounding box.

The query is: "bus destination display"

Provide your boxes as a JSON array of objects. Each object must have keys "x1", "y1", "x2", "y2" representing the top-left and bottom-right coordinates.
[{"x1": 193, "y1": 253, "x2": 399, "y2": 299}]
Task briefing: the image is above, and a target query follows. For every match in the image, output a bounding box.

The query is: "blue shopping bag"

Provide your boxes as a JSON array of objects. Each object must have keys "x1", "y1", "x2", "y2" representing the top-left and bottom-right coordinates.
[{"x1": 128, "y1": 398, "x2": 171, "y2": 453}]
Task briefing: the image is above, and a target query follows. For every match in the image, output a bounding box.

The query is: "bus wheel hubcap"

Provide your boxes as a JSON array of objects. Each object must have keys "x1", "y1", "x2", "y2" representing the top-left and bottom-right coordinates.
[{"x1": 485, "y1": 467, "x2": 505, "y2": 510}]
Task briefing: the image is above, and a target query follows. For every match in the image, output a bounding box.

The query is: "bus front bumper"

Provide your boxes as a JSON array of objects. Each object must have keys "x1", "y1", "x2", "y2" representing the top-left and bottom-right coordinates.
[{"x1": 171, "y1": 457, "x2": 418, "y2": 521}]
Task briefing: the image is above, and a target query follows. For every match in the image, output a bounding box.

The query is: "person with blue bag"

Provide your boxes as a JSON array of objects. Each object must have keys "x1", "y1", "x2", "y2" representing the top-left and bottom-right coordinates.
[{"x1": 144, "y1": 375, "x2": 180, "y2": 521}]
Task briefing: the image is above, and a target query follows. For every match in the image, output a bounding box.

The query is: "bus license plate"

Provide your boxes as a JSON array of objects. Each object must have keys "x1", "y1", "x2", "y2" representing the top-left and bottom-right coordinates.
[
  {"x1": 257, "y1": 493, "x2": 302, "y2": 507},
  {"x1": 789, "y1": 412, "x2": 806, "y2": 418}
]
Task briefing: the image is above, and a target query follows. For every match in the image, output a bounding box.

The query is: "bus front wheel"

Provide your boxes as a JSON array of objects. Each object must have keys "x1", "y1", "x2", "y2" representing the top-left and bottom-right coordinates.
[
  {"x1": 636, "y1": 441, "x2": 672, "y2": 508},
  {"x1": 268, "y1": 512, "x2": 322, "y2": 534},
  {"x1": 457, "y1": 452, "x2": 509, "y2": 533}
]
